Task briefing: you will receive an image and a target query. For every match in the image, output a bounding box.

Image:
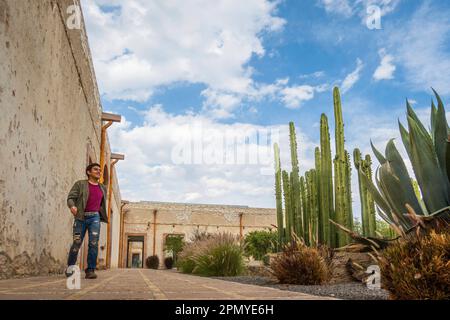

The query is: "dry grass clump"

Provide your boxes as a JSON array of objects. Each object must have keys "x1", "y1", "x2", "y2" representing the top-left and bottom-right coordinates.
[
  {"x1": 378, "y1": 227, "x2": 450, "y2": 300},
  {"x1": 270, "y1": 238, "x2": 333, "y2": 285}
]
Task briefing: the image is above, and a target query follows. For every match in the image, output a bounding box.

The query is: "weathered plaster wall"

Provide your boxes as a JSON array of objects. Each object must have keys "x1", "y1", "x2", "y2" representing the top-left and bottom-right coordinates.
[
  {"x1": 121, "y1": 202, "x2": 277, "y2": 268},
  {"x1": 0, "y1": 0, "x2": 121, "y2": 278}
]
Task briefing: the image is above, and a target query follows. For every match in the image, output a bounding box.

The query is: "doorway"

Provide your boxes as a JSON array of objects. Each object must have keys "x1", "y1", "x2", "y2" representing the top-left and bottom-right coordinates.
[{"x1": 126, "y1": 235, "x2": 145, "y2": 268}]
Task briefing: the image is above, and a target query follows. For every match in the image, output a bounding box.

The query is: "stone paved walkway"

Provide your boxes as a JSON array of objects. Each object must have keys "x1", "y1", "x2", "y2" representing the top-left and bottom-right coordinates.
[{"x1": 0, "y1": 269, "x2": 333, "y2": 300}]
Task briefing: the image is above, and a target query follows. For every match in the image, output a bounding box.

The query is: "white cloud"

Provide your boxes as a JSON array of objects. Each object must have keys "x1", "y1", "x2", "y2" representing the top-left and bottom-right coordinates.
[
  {"x1": 341, "y1": 58, "x2": 364, "y2": 93},
  {"x1": 81, "y1": 0, "x2": 286, "y2": 101},
  {"x1": 373, "y1": 48, "x2": 396, "y2": 81},
  {"x1": 318, "y1": 0, "x2": 354, "y2": 17},
  {"x1": 196, "y1": 78, "x2": 331, "y2": 117},
  {"x1": 201, "y1": 88, "x2": 242, "y2": 119},
  {"x1": 280, "y1": 85, "x2": 316, "y2": 109},
  {"x1": 387, "y1": 2, "x2": 450, "y2": 95},
  {"x1": 108, "y1": 105, "x2": 318, "y2": 207}
]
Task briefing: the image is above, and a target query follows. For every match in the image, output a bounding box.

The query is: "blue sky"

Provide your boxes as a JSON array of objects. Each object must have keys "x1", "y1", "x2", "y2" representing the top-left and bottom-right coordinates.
[{"x1": 81, "y1": 0, "x2": 450, "y2": 217}]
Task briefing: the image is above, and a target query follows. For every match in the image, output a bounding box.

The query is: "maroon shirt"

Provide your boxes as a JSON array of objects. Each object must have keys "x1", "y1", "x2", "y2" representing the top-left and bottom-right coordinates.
[{"x1": 85, "y1": 182, "x2": 103, "y2": 212}]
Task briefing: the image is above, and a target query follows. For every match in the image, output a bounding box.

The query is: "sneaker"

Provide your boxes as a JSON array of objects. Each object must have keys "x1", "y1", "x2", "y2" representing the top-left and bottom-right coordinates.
[
  {"x1": 85, "y1": 270, "x2": 98, "y2": 279},
  {"x1": 65, "y1": 269, "x2": 73, "y2": 278}
]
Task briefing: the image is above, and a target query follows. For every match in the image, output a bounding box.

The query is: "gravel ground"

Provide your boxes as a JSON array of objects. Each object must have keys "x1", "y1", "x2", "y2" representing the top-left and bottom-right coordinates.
[{"x1": 213, "y1": 276, "x2": 390, "y2": 300}]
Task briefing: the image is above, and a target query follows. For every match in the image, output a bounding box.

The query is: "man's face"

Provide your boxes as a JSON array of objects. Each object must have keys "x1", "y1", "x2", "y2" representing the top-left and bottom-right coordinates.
[{"x1": 88, "y1": 166, "x2": 101, "y2": 180}]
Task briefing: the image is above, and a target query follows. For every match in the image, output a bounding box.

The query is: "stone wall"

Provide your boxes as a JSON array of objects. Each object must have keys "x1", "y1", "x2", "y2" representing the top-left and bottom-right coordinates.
[
  {"x1": 121, "y1": 202, "x2": 277, "y2": 268},
  {"x1": 0, "y1": 0, "x2": 121, "y2": 278}
]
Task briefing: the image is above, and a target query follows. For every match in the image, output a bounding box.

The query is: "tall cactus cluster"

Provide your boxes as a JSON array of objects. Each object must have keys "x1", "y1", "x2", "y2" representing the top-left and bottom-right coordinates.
[
  {"x1": 274, "y1": 87, "x2": 376, "y2": 248},
  {"x1": 353, "y1": 149, "x2": 376, "y2": 237}
]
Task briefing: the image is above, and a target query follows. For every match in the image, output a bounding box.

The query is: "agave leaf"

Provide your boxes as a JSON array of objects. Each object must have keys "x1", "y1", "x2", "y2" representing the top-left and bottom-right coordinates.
[
  {"x1": 407, "y1": 115, "x2": 450, "y2": 212},
  {"x1": 378, "y1": 164, "x2": 405, "y2": 215},
  {"x1": 447, "y1": 136, "x2": 450, "y2": 185},
  {"x1": 358, "y1": 167, "x2": 391, "y2": 212},
  {"x1": 432, "y1": 89, "x2": 450, "y2": 185},
  {"x1": 370, "y1": 140, "x2": 386, "y2": 164},
  {"x1": 378, "y1": 163, "x2": 413, "y2": 227},
  {"x1": 359, "y1": 167, "x2": 393, "y2": 220},
  {"x1": 406, "y1": 100, "x2": 431, "y2": 140},
  {"x1": 375, "y1": 206, "x2": 393, "y2": 226},
  {"x1": 431, "y1": 100, "x2": 437, "y2": 143},
  {"x1": 384, "y1": 139, "x2": 423, "y2": 215},
  {"x1": 398, "y1": 120, "x2": 412, "y2": 160}
]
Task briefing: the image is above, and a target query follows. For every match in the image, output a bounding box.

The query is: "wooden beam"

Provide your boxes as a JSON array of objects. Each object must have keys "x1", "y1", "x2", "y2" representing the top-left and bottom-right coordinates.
[
  {"x1": 111, "y1": 153, "x2": 125, "y2": 160},
  {"x1": 101, "y1": 112, "x2": 122, "y2": 122},
  {"x1": 118, "y1": 201, "x2": 129, "y2": 268},
  {"x1": 152, "y1": 210, "x2": 157, "y2": 256}
]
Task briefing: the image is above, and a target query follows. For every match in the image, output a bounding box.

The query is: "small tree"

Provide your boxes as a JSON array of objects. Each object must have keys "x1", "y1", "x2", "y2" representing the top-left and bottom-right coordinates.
[
  {"x1": 243, "y1": 230, "x2": 278, "y2": 260},
  {"x1": 164, "y1": 234, "x2": 184, "y2": 264}
]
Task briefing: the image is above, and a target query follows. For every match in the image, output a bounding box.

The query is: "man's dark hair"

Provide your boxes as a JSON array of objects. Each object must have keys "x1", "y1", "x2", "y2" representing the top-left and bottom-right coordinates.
[{"x1": 86, "y1": 163, "x2": 101, "y2": 177}]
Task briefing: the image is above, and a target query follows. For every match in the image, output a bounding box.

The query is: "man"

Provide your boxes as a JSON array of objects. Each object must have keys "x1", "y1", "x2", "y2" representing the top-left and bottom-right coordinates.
[{"x1": 66, "y1": 163, "x2": 108, "y2": 279}]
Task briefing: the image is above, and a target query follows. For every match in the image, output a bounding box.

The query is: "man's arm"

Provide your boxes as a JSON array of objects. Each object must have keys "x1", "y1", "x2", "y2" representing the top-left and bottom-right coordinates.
[{"x1": 67, "y1": 181, "x2": 80, "y2": 209}]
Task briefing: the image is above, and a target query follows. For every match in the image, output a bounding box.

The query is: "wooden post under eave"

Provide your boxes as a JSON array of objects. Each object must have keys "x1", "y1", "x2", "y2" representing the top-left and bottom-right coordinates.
[
  {"x1": 152, "y1": 210, "x2": 157, "y2": 256},
  {"x1": 105, "y1": 153, "x2": 125, "y2": 268},
  {"x1": 105, "y1": 159, "x2": 118, "y2": 269},
  {"x1": 99, "y1": 121, "x2": 113, "y2": 184},
  {"x1": 239, "y1": 213, "x2": 244, "y2": 240},
  {"x1": 118, "y1": 201, "x2": 129, "y2": 268},
  {"x1": 99, "y1": 112, "x2": 122, "y2": 184}
]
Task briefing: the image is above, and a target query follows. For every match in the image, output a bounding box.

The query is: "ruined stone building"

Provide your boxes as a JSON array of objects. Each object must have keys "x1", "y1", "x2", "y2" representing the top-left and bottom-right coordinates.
[
  {"x1": 120, "y1": 202, "x2": 276, "y2": 268},
  {"x1": 0, "y1": 0, "x2": 276, "y2": 278}
]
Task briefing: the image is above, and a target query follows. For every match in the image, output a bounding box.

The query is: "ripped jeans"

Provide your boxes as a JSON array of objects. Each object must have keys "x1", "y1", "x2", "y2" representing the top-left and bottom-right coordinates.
[{"x1": 67, "y1": 213, "x2": 100, "y2": 272}]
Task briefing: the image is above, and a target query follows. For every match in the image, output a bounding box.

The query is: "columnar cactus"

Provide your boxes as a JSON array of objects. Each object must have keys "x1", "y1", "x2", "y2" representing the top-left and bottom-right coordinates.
[
  {"x1": 333, "y1": 87, "x2": 352, "y2": 247},
  {"x1": 304, "y1": 171, "x2": 311, "y2": 246},
  {"x1": 314, "y1": 147, "x2": 322, "y2": 246},
  {"x1": 289, "y1": 122, "x2": 302, "y2": 238},
  {"x1": 300, "y1": 175, "x2": 307, "y2": 241},
  {"x1": 363, "y1": 154, "x2": 376, "y2": 236},
  {"x1": 319, "y1": 114, "x2": 333, "y2": 246},
  {"x1": 344, "y1": 150, "x2": 353, "y2": 233},
  {"x1": 311, "y1": 169, "x2": 319, "y2": 247},
  {"x1": 282, "y1": 170, "x2": 292, "y2": 242},
  {"x1": 354, "y1": 149, "x2": 376, "y2": 236},
  {"x1": 274, "y1": 143, "x2": 284, "y2": 246}
]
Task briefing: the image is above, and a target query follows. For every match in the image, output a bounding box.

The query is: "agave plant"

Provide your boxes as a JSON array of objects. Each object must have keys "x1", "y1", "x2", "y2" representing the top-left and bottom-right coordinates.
[{"x1": 360, "y1": 90, "x2": 450, "y2": 234}]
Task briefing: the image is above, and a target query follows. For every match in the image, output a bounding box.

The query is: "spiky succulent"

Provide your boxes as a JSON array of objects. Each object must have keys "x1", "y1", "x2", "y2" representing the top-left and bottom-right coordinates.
[{"x1": 360, "y1": 90, "x2": 450, "y2": 232}]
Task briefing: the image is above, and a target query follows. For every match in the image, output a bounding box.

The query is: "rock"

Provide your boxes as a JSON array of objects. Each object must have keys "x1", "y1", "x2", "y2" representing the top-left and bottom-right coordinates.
[{"x1": 330, "y1": 251, "x2": 375, "y2": 284}]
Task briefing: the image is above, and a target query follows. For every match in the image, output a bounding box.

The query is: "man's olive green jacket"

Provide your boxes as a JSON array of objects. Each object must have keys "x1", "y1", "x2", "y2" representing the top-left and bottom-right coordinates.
[{"x1": 67, "y1": 179, "x2": 108, "y2": 223}]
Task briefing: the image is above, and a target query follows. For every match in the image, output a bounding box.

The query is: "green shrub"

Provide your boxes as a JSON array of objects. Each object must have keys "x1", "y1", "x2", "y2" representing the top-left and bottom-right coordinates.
[
  {"x1": 145, "y1": 255, "x2": 159, "y2": 269},
  {"x1": 178, "y1": 257, "x2": 196, "y2": 273},
  {"x1": 378, "y1": 227, "x2": 450, "y2": 300},
  {"x1": 177, "y1": 232, "x2": 244, "y2": 277},
  {"x1": 270, "y1": 238, "x2": 333, "y2": 285},
  {"x1": 244, "y1": 230, "x2": 278, "y2": 260},
  {"x1": 193, "y1": 242, "x2": 244, "y2": 277},
  {"x1": 164, "y1": 257, "x2": 174, "y2": 269}
]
